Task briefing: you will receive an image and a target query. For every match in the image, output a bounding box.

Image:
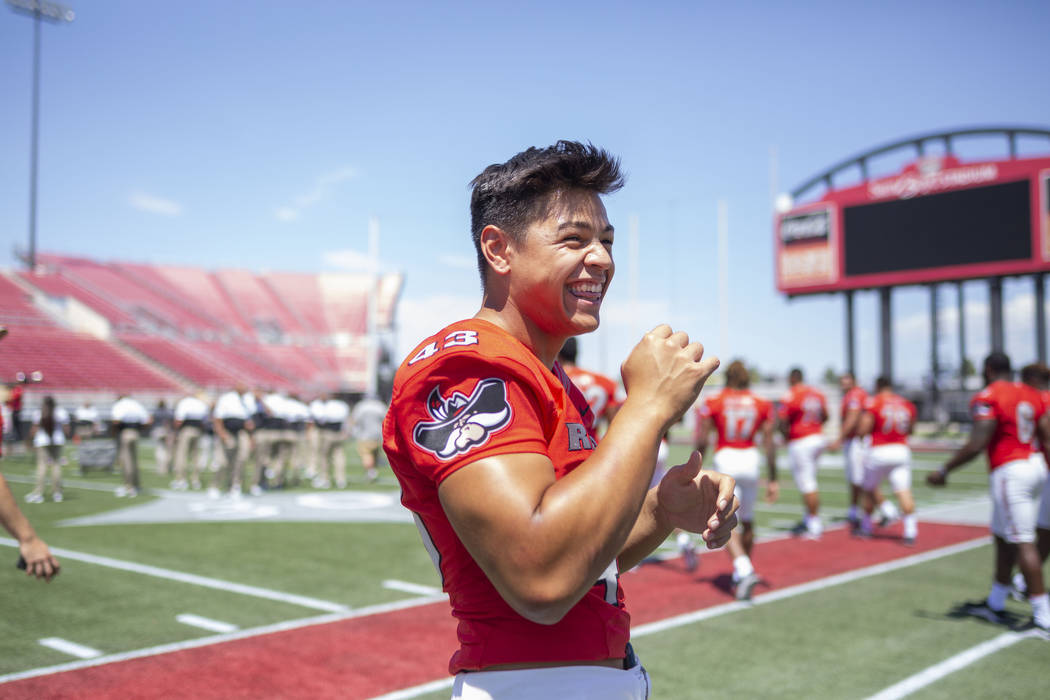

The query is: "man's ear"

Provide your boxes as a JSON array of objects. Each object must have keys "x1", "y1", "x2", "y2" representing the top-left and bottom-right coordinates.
[{"x1": 479, "y1": 225, "x2": 513, "y2": 276}]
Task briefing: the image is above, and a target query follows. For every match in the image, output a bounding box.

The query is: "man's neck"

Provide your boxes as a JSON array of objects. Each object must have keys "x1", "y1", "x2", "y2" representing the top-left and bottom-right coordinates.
[{"x1": 475, "y1": 303, "x2": 563, "y2": 369}]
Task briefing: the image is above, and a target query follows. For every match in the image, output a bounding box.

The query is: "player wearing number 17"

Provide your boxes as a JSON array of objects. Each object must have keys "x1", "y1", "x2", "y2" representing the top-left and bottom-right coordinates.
[{"x1": 382, "y1": 141, "x2": 739, "y2": 699}]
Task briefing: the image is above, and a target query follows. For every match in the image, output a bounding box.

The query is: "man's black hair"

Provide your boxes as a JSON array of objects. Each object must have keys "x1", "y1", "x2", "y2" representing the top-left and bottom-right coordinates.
[
  {"x1": 875, "y1": 376, "x2": 892, "y2": 391},
  {"x1": 558, "y1": 336, "x2": 578, "y2": 364},
  {"x1": 469, "y1": 140, "x2": 624, "y2": 285},
  {"x1": 984, "y1": 351, "x2": 1012, "y2": 377}
]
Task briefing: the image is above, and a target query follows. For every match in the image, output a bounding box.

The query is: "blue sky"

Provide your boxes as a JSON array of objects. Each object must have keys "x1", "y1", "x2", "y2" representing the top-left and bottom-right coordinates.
[{"x1": 1, "y1": 0, "x2": 1048, "y2": 384}]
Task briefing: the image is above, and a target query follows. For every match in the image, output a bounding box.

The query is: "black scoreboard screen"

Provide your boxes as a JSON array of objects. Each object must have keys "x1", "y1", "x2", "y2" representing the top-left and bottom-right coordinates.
[{"x1": 843, "y1": 179, "x2": 1032, "y2": 277}]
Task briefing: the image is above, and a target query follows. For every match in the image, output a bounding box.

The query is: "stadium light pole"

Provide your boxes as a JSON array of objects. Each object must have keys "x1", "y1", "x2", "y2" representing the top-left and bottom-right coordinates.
[{"x1": 7, "y1": 0, "x2": 74, "y2": 271}]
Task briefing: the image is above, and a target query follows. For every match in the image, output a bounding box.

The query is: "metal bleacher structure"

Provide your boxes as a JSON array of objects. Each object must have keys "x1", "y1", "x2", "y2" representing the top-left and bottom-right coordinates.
[{"x1": 0, "y1": 253, "x2": 401, "y2": 404}]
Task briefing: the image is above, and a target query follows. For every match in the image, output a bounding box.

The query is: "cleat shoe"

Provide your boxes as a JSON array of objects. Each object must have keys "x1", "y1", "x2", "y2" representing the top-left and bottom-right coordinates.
[
  {"x1": 24, "y1": 492, "x2": 44, "y2": 504},
  {"x1": 902, "y1": 536, "x2": 916, "y2": 547},
  {"x1": 959, "y1": 600, "x2": 1009, "y2": 625},
  {"x1": 853, "y1": 528, "x2": 873, "y2": 540},
  {"x1": 848, "y1": 516, "x2": 861, "y2": 534},
  {"x1": 52, "y1": 492, "x2": 63, "y2": 503},
  {"x1": 114, "y1": 486, "x2": 129, "y2": 498},
  {"x1": 735, "y1": 573, "x2": 760, "y2": 601},
  {"x1": 1014, "y1": 618, "x2": 1050, "y2": 640},
  {"x1": 249, "y1": 485, "x2": 264, "y2": 497},
  {"x1": 207, "y1": 487, "x2": 221, "y2": 499},
  {"x1": 789, "y1": 521, "x2": 808, "y2": 537}
]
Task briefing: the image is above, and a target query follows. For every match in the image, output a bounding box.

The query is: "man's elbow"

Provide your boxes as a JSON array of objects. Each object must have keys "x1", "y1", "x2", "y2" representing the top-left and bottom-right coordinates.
[{"x1": 499, "y1": 573, "x2": 582, "y2": 625}]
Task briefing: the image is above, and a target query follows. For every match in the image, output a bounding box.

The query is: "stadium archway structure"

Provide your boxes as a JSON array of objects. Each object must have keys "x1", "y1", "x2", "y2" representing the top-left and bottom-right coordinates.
[{"x1": 775, "y1": 125, "x2": 1050, "y2": 408}]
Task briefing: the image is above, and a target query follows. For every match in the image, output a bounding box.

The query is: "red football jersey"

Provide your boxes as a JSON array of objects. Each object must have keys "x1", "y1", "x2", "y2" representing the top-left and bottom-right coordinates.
[
  {"x1": 970, "y1": 380, "x2": 1046, "y2": 470},
  {"x1": 700, "y1": 389, "x2": 773, "y2": 450},
  {"x1": 383, "y1": 319, "x2": 629, "y2": 674},
  {"x1": 779, "y1": 384, "x2": 827, "y2": 440},
  {"x1": 563, "y1": 365, "x2": 623, "y2": 428},
  {"x1": 840, "y1": 387, "x2": 868, "y2": 438},
  {"x1": 864, "y1": 392, "x2": 916, "y2": 446}
]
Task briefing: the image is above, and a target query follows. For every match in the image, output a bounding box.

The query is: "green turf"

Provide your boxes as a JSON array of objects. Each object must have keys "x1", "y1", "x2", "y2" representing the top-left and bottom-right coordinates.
[{"x1": 1, "y1": 442, "x2": 1041, "y2": 698}]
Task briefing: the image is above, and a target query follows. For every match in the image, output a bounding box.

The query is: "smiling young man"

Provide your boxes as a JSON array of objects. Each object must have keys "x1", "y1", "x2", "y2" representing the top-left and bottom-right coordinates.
[{"x1": 383, "y1": 141, "x2": 739, "y2": 699}]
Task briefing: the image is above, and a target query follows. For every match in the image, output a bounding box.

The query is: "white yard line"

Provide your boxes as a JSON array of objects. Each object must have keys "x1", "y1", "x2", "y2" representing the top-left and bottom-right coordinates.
[
  {"x1": 864, "y1": 630, "x2": 1040, "y2": 700},
  {"x1": 0, "y1": 537, "x2": 347, "y2": 613},
  {"x1": 175, "y1": 614, "x2": 239, "y2": 634},
  {"x1": 382, "y1": 579, "x2": 442, "y2": 596},
  {"x1": 0, "y1": 593, "x2": 446, "y2": 685},
  {"x1": 364, "y1": 537, "x2": 991, "y2": 700},
  {"x1": 38, "y1": 638, "x2": 102, "y2": 659}
]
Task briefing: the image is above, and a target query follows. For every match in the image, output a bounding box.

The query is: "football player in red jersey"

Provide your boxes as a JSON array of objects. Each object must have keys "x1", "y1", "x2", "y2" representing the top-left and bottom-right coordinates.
[
  {"x1": 779, "y1": 367, "x2": 828, "y2": 539},
  {"x1": 855, "y1": 377, "x2": 918, "y2": 544},
  {"x1": 382, "y1": 141, "x2": 738, "y2": 698},
  {"x1": 830, "y1": 371, "x2": 898, "y2": 531},
  {"x1": 695, "y1": 360, "x2": 778, "y2": 600},
  {"x1": 557, "y1": 336, "x2": 624, "y2": 436},
  {"x1": 929, "y1": 353, "x2": 1050, "y2": 634},
  {"x1": 1013, "y1": 363, "x2": 1050, "y2": 603}
]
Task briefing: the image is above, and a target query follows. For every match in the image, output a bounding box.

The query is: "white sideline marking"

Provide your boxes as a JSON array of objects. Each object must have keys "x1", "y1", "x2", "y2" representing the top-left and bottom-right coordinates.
[
  {"x1": 365, "y1": 537, "x2": 991, "y2": 700},
  {"x1": 1, "y1": 536, "x2": 992, "y2": 696},
  {"x1": 383, "y1": 579, "x2": 442, "y2": 596},
  {"x1": 176, "y1": 614, "x2": 239, "y2": 634},
  {"x1": 38, "y1": 638, "x2": 102, "y2": 659},
  {"x1": 369, "y1": 678, "x2": 455, "y2": 700},
  {"x1": 864, "y1": 630, "x2": 1038, "y2": 700},
  {"x1": 0, "y1": 537, "x2": 347, "y2": 613},
  {"x1": 632, "y1": 538, "x2": 987, "y2": 637},
  {"x1": 0, "y1": 593, "x2": 446, "y2": 685}
]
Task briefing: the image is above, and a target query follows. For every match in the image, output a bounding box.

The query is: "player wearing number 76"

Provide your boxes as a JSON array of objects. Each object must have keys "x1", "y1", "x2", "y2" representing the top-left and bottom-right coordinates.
[
  {"x1": 383, "y1": 141, "x2": 738, "y2": 699},
  {"x1": 854, "y1": 377, "x2": 918, "y2": 544}
]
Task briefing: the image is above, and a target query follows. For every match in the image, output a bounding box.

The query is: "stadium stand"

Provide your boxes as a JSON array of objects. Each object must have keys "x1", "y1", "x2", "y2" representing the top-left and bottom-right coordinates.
[{"x1": 8, "y1": 254, "x2": 403, "y2": 396}]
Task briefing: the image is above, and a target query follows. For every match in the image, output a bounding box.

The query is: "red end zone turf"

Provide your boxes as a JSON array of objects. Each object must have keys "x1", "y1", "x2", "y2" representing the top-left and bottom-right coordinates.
[{"x1": 2, "y1": 522, "x2": 986, "y2": 699}]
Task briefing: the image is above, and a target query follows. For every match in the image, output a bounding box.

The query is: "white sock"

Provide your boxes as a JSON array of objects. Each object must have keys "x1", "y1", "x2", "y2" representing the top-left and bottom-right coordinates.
[
  {"x1": 880, "y1": 500, "x2": 899, "y2": 520},
  {"x1": 805, "y1": 514, "x2": 822, "y2": 534},
  {"x1": 1013, "y1": 571, "x2": 1028, "y2": 593},
  {"x1": 902, "y1": 514, "x2": 917, "y2": 539},
  {"x1": 1031, "y1": 593, "x2": 1050, "y2": 628},
  {"x1": 733, "y1": 555, "x2": 754, "y2": 582},
  {"x1": 988, "y1": 582, "x2": 1010, "y2": 611},
  {"x1": 847, "y1": 505, "x2": 859, "y2": 520},
  {"x1": 861, "y1": 512, "x2": 873, "y2": 534},
  {"x1": 676, "y1": 531, "x2": 694, "y2": 551}
]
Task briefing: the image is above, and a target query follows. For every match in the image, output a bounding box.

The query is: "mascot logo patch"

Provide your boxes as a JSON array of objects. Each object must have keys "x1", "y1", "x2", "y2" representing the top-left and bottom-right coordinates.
[{"x1": 412, "y1": 378, "x2": 512, "y2": 460}]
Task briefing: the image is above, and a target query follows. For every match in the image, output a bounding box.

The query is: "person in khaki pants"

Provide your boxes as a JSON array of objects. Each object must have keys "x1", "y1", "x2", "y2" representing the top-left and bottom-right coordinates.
[
  {"x1": 171, "y1": 392, "x2": 210, "y2": 490},
  {"x1": 313, "y1": 394, "x2": 350, "y2": 488},
  {"x1": 110, "y1": 395, "x2": 151, "y2": 498},
  {"x1": 25, "y1": 396, "x2": 70, "y2": 503},
  {"x1": 210, "y1": 387, "x2": 253, "y2": 499}
]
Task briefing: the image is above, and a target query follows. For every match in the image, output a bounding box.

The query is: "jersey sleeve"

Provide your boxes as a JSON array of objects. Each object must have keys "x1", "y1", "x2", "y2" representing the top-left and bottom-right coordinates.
[
  {"x1": 389, "y1": 352, "x2": 551, "y2": 485},
  {"x1": 970, "y1": 388, "x2": 996, "y2": 421}
]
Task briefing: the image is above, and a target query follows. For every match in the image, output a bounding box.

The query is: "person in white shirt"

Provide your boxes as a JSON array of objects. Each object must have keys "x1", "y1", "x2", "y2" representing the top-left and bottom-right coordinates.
[
  {"x1": 25, "y1": 396, "x2": 70, "y2": 503},
  {"x1": 172, "y1": 392, "x2": 210, "y2": 490},
  {"x1": 286, "y1": 394, "x2": 312, "y2": 484},
  {"x1": 110, "y1": 395, "x2": 151, "y2": 497},
  {"x1": 350, "y1": 395, "x2": 387, "y2": 482},
  {"x1": 210, "y1": 387, "x2": 253, "y2": 498},
  {"x1": 73, "y1": 401, "x2": 100, "y2": 442},
  {"x1": 314, "y1": 394, "x2": 350, "y2": 488}
]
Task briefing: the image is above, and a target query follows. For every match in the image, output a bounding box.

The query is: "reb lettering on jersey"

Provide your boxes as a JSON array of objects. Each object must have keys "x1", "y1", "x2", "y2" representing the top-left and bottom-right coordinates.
[
  {"x1": 566, "y1": 422, "x2": 597, "y2": 451},
  {"x1": 412, "y1": 378, "x2": 512, "y2": 460}
]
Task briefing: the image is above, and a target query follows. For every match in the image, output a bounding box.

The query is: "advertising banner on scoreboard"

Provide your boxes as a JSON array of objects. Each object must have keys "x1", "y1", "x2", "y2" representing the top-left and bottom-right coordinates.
[{"x1": 775, "y1": 154, "x2": 1050, "y2": 295}]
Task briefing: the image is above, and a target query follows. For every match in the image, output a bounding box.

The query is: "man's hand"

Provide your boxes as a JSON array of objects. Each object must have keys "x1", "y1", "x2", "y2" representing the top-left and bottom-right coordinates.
[
  {"x1": 828, "y1": 438, "x2": 842, "y2": 452},
  {"x1": 20, "y1": 536, "x2": 60, "y2": 582},
  {"x1": 926, "y1": 470, "x2": 947, "y2": 487},
  {"x1": 656, "y1": 451, "x2": 738, "y2": 549},
  {"x1": 765, "y1": 479, "x2": 780, "y2": 503},
  {"x1": 621, "y1": 325, "x2": 719, "y2": 430}
]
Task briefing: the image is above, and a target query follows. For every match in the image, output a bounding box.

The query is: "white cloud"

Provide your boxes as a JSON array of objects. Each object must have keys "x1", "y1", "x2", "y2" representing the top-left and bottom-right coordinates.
[
  {"x1": 275, "y1": 166, "x2": 357, "y2": 222},
  {"x1": 322, "y1": 248, "x2": 376, "y2": 271},
  {"x1": 129, "y1": 192, "x2": 182, "y2": 216}
]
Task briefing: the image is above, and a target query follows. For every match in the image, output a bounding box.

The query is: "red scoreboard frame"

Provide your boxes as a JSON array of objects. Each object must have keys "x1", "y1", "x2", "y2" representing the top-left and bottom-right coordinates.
[{"x1": 775, "y1": 154, "x2": 1050, "y2": 295}]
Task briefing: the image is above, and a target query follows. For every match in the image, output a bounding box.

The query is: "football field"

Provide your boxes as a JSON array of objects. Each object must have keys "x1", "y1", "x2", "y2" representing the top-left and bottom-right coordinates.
[{"x1": 1, "y1": 440, "x2": 1045, "y2": 699}]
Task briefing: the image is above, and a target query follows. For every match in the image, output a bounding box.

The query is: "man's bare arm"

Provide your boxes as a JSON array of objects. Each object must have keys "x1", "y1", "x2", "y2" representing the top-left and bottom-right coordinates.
[
  {"x1": 438, "y1": 326, "x2": 719, "y2": 625},
  {"x1": 0, "y1": 475, "x2": 59, "y2": 581},
  {"x1": 928, "y1": 419, "x2": 995, "y2": 486}
]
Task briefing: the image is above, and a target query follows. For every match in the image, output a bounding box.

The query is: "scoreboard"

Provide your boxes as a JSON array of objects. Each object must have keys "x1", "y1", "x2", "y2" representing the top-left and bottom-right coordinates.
[{"x1": 775, "y1": 154, "x2": 1050, "y2": 295}]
